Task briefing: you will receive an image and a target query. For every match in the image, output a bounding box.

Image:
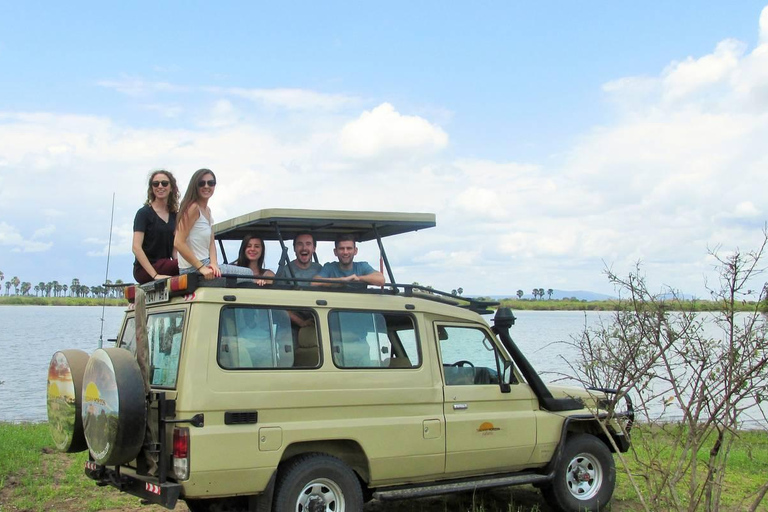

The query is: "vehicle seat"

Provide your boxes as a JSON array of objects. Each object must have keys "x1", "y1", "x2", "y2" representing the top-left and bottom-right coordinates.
[{"x1": 294, "y1": 326, "x2": 319, "y2": 367}]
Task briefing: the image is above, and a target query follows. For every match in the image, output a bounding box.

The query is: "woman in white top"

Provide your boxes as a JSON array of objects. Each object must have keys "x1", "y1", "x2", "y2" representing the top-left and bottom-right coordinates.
[{"x1": 174, "y1": 169, "x2": 253, "y2": 280}]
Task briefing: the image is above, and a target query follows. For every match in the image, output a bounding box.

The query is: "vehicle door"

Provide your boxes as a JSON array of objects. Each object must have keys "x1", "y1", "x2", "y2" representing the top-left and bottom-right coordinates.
[{"x1": 436, "y1": 322, "x2": 538, "y2": 475}]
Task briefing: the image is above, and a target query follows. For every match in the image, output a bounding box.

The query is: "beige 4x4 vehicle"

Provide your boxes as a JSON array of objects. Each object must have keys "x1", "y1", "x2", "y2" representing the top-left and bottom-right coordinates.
[{"x1": 47, "y1": 209, "x2": 631, "y2": 512}]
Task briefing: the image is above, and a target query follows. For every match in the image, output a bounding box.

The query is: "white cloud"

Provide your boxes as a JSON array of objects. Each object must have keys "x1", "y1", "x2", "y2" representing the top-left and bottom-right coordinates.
[
  {"x1": 338, "y1": 103, "x2": 448, "y2": 159},
  {"x1": 662, "y1": 39, "x2": 746, "y2": 102},
  {"x1": 0, "y1": 222, "x2": 53, "y2": 252},
  {"x1": 97, "y1": 77, "x2": 187, "y2": 97},
  {"x1": 32, "y1": 225, "x2": 56, "y2": 239},
  {"x1": 211, "y1": 86, "x2": 360, "y2": 111}
]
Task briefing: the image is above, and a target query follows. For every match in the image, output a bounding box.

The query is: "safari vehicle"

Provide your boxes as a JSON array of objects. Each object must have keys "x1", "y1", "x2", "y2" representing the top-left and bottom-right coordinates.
[{"x1": 46, "y1": 209, "x2": 632, "y2": 512}]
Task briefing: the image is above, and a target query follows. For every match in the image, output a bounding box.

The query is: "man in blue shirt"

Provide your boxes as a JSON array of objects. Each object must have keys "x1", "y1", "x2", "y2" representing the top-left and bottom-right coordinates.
[{"x1": 312, "y1": 234, "x2": 385, "y2": 288}]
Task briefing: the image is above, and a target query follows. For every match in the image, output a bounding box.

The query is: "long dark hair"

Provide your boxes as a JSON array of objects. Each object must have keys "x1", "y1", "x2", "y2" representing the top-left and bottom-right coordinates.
[
  {"x1": 236, "y1": 234, "x2": 266, "y2": 273},
  {"x1": 178, "y1": 168, "x2": 216, "y2": 227},
  {"x1": 144, "y1": 169, "x2": 179, "y2": 213}
]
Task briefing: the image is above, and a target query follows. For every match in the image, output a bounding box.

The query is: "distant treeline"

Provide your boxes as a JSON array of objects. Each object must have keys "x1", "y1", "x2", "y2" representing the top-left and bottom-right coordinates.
[
  {"x1": 0, "y1": 297, "x2": 128, "y2": 307},
  {"x1": 492, "y1": 298, "x2": 765, "y2": 312}
]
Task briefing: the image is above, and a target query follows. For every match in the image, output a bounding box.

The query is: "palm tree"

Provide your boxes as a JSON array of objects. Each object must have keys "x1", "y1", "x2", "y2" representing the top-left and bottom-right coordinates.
[
  {"x1": 11, "y1": 276, "x2": 20, "y2": 295},
  {"x1": 38, "y1": 282, "x2": 45, "y2": 296},
  {"x1": 21, "y1": 282, "x2": 31, "y2": 295},
  {"x1": 516, "y1": 290, "x2": 524, "y2": 299},
  {"x1": 0, "y1": 270, "x2": 4, "y2": 291},
  {"x1": 4, "y1": 281, "x2": 10, "y2": 296},
  {"x1": 457, "y1": 287, "x2": 463, "y2": 296},
  {"x1": 51, "y1": 280, "x2": 60, "y2": 297},
  {"x1": 71, "y1": 278, "x2": 80, "y2": 297},
  {"x1": 547, "y1": 288, "x2": 553, "y2": 300},
  {"x1": 34, "y1": 285, "x2": 40, "y2": 296},
  {"x1": 63, "y1": 284, "x2": 68, "y2": 296}
]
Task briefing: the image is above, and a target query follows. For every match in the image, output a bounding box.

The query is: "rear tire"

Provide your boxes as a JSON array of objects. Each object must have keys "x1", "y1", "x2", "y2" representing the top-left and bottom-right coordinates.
[
  {"x1": 542, "y1": 433, "x2": 615, "y2": 512},
  {"x1": 273, "y1": 453, "x2": 363, "y2": 512}
]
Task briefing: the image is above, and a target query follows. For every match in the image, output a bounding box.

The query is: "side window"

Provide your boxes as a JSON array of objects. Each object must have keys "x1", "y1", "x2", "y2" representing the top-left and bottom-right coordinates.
[
  {"x1": 118, "y1": 312, "x2": 184, "y2": 388},
  {"x1": 329, "y1": 311, "x2": 420, "y2": 369},
  {"x1": 219, "y1": 307, "x2": 319, "y2": 369},
  {"x1": 437, "y1": 325, "x2": 505, "y2": 386}
]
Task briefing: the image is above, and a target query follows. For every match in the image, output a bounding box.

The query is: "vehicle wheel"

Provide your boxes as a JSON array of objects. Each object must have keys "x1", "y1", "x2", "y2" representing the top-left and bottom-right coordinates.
[
  {"x1": 185, "y1": 497, "x2": 250, "y2": 512},
  {"x1": 273, "y1": 454, "x2": 363, "y2": 512},
  {"x1": 81, "y1": 347, "x2": 147, "y2": 466},
  {"x1": 46, "y1": 349, "x2": 90, "y2": 452},
  {"x1": 542, "y1": 433, "x2": 615, "y2": 512}
]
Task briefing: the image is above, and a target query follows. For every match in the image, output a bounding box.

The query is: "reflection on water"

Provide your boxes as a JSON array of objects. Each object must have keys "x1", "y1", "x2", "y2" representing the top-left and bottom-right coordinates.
[{"x1": 1, "y1": 306, "x2": 765, "y2": 429}]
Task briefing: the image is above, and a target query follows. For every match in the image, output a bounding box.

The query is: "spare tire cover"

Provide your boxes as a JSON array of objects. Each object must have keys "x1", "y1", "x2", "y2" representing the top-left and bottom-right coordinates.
[
  {"x1": 81, "y1": 347, "x2": 147, "y2": 465},
  {"x1": 46, "y1": 349, "x2": 90, "y2": 453}
]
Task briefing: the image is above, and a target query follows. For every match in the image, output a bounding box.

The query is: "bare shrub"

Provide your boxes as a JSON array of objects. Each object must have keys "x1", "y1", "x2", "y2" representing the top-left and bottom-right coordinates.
[{"x1": 567, "y1": 231, "x2": 768, "y2": 511}]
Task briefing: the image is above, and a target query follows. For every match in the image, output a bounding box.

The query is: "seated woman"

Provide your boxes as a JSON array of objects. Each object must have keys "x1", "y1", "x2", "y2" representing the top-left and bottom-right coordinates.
[
  {"x1": 174, "y1": 169, "x2": 253, "y2": 281},
  {"x1": 235, "y1": 234, "x2": 275, "y2": 287},
  {"x1": 132, "y1": 170, "x2": 180, "y2": 284}
]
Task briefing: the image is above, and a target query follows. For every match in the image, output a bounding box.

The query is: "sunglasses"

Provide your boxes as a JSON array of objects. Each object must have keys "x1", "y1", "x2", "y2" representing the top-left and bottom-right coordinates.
[
  {"x1": 198, "y1": 179, "x2": 217, "y2": 188},
  {"x1": 151, "y1": 180, "x2": 170, "y2": 188}
]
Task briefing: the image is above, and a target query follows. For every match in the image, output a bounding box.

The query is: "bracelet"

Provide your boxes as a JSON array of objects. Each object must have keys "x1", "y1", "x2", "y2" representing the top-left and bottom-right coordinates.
[
  {"x1": 197, "y1": 264, "x2": 204, "y2": 270},
  {"x1": 153, "y1": 273, "x2": 158, "y2": 279}
]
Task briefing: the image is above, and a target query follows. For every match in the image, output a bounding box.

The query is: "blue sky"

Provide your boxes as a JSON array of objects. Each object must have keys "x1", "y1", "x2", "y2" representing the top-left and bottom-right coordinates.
[{"x1": 1, "y1": 2, "x2": 768, "y2": 297}]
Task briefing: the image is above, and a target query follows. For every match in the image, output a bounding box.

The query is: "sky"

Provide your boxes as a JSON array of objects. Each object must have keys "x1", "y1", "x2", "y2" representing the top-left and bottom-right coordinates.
[{"x1": 1, "y1": 2, "x2": 768, "y2": 298}]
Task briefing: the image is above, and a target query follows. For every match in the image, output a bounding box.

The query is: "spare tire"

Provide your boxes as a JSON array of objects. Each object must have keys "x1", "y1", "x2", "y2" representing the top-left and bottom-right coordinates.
[
  {"x1": 46, "y1": 349, "x2": 90, "y2": 453},
  {"x1": 81, "y1": 347, "x2": 147, "y2": 466}
]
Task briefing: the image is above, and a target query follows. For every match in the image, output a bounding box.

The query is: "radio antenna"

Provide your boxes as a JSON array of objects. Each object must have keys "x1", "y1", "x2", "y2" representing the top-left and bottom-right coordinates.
[{"x1": 99, "y1": 192, "x2": 116, "y2": 348}]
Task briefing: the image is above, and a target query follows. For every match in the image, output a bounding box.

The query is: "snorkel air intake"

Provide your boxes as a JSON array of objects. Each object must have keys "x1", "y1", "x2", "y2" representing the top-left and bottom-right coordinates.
[{"x1": 492, "y1": 308, "x2": 582, "y2": 412}]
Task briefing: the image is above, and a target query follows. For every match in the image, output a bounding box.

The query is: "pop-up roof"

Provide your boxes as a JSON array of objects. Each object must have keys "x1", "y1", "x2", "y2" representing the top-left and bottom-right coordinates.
[{"x1": 213, "y1": 208, "x2": 436, "y2": 242}]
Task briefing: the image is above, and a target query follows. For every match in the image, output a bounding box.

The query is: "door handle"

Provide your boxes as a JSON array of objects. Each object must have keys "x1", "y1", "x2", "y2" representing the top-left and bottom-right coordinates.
[{"x1": 453, "y1": 403, "x2": 468, "y2": 410}]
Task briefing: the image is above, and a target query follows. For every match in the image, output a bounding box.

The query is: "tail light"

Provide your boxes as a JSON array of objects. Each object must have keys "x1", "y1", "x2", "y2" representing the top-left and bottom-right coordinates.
[
  {"x1": 124, "y1": 285, "x2": 136, "y2": 302},
  {"x1": 172, "y1": 427, "x2": 190, "y2": 480},
  {"x1": 170, "y1": 274, "x2": 188, "y2": 292}
]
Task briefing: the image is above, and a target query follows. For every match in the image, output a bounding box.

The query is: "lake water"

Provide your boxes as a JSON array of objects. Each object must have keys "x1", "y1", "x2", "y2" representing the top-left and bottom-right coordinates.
[{"x1": 1, "y1": 306, "x2": 765, "y2": 428}]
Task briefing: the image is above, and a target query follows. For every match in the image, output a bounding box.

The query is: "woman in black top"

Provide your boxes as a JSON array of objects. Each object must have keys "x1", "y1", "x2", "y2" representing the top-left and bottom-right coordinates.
[{"x1": 132, "y1": 170, "x2": 180, "y2": 283}]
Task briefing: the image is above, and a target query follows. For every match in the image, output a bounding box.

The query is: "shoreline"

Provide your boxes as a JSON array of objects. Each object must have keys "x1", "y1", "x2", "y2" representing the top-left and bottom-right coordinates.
[
  {"x1": 0, "y1": 297, "x2": 128, "y2": 306},
  {"x1": 1, "y1": 295, "x2": 764, "y2": 312}
]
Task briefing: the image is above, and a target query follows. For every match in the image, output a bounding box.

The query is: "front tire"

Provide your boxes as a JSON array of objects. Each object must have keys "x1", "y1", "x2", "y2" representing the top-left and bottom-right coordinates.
[
  {"x1": 542, "y1": 433, "x2": 615, "y2": 512},
  {"x1": 273, "y1": 453, "x2": 363, "y2": 512}
]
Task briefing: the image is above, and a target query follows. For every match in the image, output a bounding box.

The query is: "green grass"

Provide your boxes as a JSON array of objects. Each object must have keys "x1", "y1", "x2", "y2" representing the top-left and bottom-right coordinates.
[
  {"x1": 612, "y1": 425, "x2": 768, "y2": 510},
  {"x1": 2, "y1": 422, "x2": 765, "y2": 511},
  {"x1": 496, "y1": 298, "x2": 764, "y2": 312},
  {"x1": 0, "y1": 296, "x2": 127, "y2": 306},
  {"x1": 0, "y1": 423, "x2": 161, "y2": 511}
]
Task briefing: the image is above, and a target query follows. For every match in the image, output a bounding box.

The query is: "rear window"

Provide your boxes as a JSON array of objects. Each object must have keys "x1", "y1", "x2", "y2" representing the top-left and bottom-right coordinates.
[
  {"x1": 118, "y1": 311, "x2": 185, "y2": 388},
  {"x1": 218, "y1": 306, "x2": 320, "y2": 369}
]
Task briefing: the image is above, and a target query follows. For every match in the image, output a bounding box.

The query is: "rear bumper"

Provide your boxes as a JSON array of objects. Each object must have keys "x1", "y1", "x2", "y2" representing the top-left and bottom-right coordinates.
[{"x1": 85, "y1": 461, "x2": 182, "y2": 509}]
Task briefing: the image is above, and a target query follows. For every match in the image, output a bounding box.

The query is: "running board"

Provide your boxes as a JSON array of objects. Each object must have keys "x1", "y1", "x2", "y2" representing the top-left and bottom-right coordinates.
[{"x1": 372, "y1": 471, "x2": 552, "y2": 501}]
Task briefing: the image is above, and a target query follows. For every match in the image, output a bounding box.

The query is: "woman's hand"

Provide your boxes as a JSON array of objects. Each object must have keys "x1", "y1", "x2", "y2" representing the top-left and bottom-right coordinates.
[
  {"x1": 200, "y1": 265, "x2": 215, "y2": 280},
  {"x1": 209, "y1": 263, "x2": 222, "y2": 278},
  {"x1": 154, "y1": 274, "x2": 172, "y2": 280}
]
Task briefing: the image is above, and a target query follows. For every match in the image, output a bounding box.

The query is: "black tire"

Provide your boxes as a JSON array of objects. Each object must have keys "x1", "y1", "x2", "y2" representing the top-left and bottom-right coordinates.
[
  {"x1": 185, "y1": 497, "x2": 251, "y2": 512},
  {"x1": 273, "y1": 454, "x2": 363, "y2": 512},
  {"x1": 542, "y1": 433, "x2": 615, "y2": 512},
  {"x1": 81, "y1": 347, "x2": 147, "y2": 466},
  {"x1": 46, "y1": 349, "x2": 90, "y2": 453}
]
